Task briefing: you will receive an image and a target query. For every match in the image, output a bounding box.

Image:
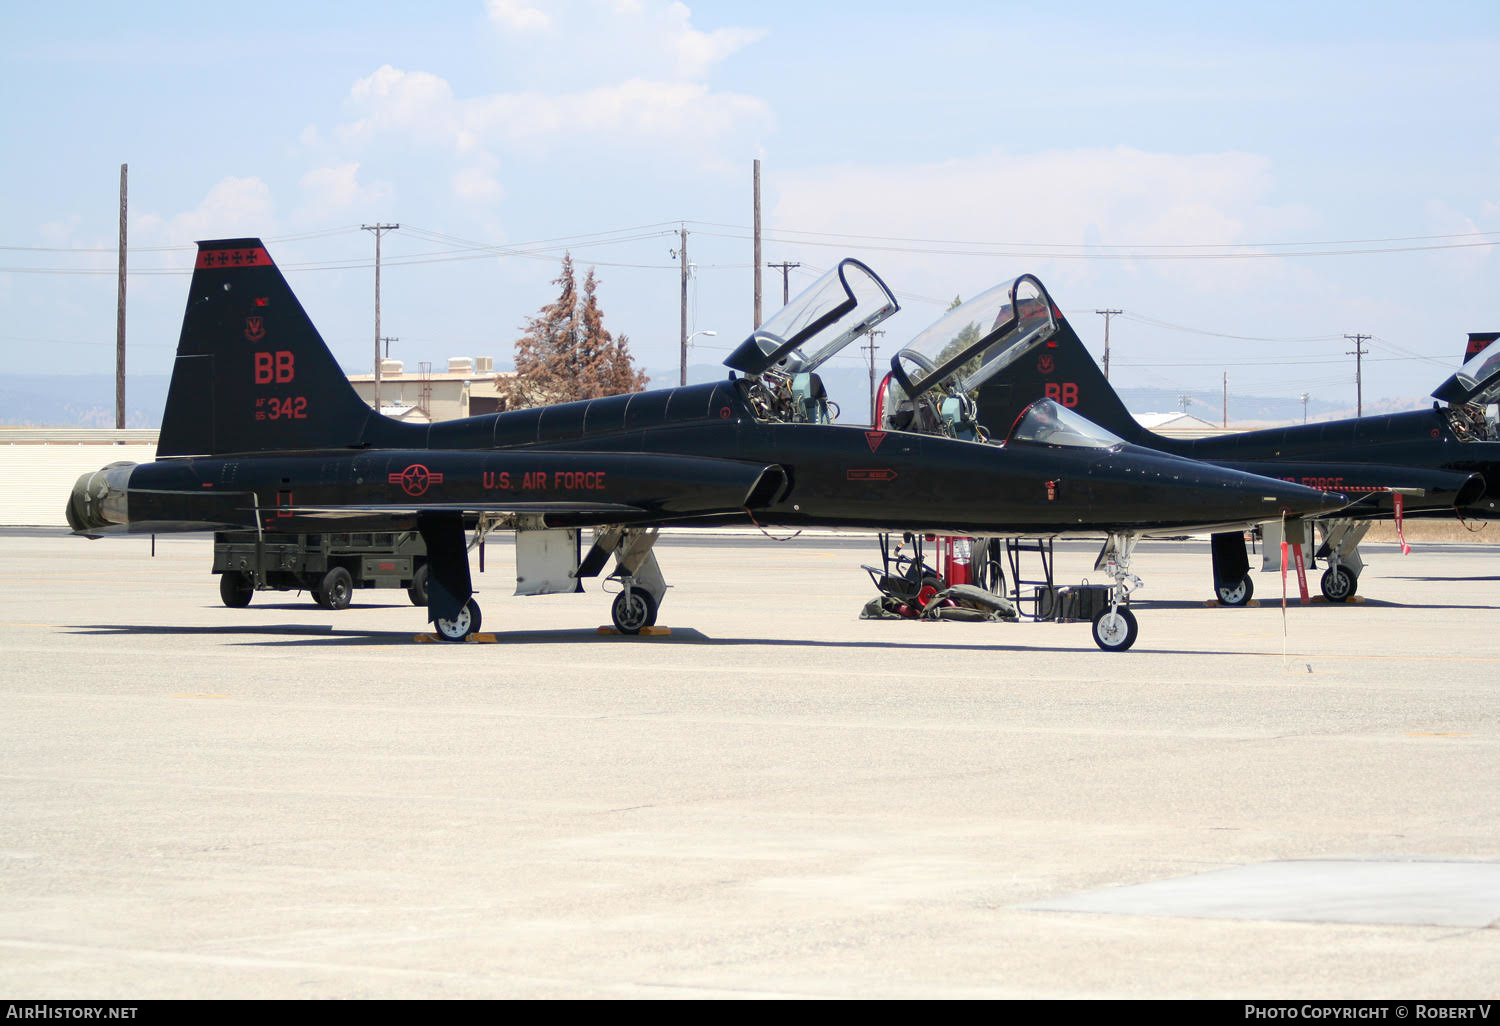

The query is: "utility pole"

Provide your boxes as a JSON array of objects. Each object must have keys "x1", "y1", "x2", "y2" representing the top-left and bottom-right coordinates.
[
  {"x1": 1300, "y1": 392, "x2": 1310, "y2": 424},
  {"x1": 768, "y1": 261, "x2": 801, "y2": 305},
  {"x1": 1344, "y1": 333, "x2": 1370, "y2": 417},
  {"x1": 678, "y1": 226, "x2": 689, "y2": 386},
  {"x1": 865, "y1": 329, "x2": 884, "y2": 426},
  {"x1": 1178, "y1": 393, "x2": 1193, "y2": 414},
  {"x1": 1222, "y1": 371, "x2": 1228, "y2": 428},
  {"x1": 753, "y1": 159, "x2": 762, "y2": 329},
  {"x1": 362, "y1": 223, "x2": 399, "y2": 411},
  {"x1": 1095, "y1": 308, "x2": 1122, "y2": 380},
  {"x1": 115, "y1": 163, "x2": 127, "y2": 430},
  {"x1": 380, "y1": 336, "x2": 399, "y2": 359}
]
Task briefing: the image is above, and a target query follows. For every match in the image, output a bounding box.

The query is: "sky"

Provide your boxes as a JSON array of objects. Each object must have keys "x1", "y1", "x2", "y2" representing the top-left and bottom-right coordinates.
[{"x1": 2, "y1": 0, "x2": 1496, "y2": 424}]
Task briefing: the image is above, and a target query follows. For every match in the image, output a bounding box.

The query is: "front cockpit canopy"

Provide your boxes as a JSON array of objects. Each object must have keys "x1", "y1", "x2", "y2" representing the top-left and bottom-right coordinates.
[
  {"x1": 1005, "y1": 398, "x2": 1126, "y2": 450},
  {"x1": 723, "y1": 258, "x2": 898, "y2": 377},
  {"x1": 891, "y1": 275, "x2": 1057, "y2": 399},
  {"x1": 1433, "y1": 333, "x2": 1500, "y2": 408}
]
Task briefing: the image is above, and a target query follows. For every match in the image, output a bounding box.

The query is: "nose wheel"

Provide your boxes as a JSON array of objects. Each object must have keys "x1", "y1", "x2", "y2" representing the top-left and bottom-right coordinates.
[{"x1": 1091, "y1": 606, "x2": 1139, "y2": 651}]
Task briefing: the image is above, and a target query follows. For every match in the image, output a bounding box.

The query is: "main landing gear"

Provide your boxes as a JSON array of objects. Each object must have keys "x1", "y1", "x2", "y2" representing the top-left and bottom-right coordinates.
[
  {"x1": 1091, "y1": 533, "x2": 1143, "y2": 652},
  {"x1": 610, "y1": 587, "x2": 659, "y2": 635},
  {"x1": 1320, "y1": 564, "x2": 1358, "y2": 602},
  {"x1": 434, "y1": 598, "x2": 482, "y2": 642},
  {"x1": 1215, "y1": 573, "x2": 1255, "y2": 607},
  {"x1": 591, "y1": 527, "x2": 667, "y2": 635}
]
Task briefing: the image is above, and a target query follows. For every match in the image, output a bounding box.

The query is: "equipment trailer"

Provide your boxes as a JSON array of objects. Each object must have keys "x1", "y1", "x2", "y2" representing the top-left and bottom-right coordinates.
[{"x1": 213, "y1": 531, "x2": 429, "y2": 610}]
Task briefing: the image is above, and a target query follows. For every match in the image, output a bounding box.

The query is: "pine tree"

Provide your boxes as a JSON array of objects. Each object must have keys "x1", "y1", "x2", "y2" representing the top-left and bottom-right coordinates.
[
  {"x1": 496, "y1": 255, "x2": 649, "y2": 410},
  {"x1": 579, "y1": 268, "x2": 649, "y2": 397}
]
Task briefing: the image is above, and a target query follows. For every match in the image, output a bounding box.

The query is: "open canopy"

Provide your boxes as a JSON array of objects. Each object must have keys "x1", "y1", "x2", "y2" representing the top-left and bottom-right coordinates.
[
  {"x1": 1433, "y1": 333, "x2": 1500, "y2": 407},
  {"x1": 723, "y1": 258, "x2": 898, "y2": 376},
  {"x1": 891, "y1": 274, "x2": 1057, "y2": 398}
]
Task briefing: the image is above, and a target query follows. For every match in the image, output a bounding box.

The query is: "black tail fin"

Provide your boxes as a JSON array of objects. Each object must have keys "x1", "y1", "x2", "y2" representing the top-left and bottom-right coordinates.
[
  {"x1": 975, "y1": 314, "x2": 1153, "y2": 445},
  {"x1": 158, "y1": 238, "x2": 414, "y2": 457},
  {"x1": 1464, "y1": 332, "x2": 1499, "y2": 364}
]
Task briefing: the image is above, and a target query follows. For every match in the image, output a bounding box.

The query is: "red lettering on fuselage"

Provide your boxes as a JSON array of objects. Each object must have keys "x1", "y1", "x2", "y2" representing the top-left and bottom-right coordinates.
[
  {"x1": 1277, "y1": 474, "x2": 1384, "y2": 493},
  {"x1": 489, "y1": 470, "x2": 609, "y2": 491}
]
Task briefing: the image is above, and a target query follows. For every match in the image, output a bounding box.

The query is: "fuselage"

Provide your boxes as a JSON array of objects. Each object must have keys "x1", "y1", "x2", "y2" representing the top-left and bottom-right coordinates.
[
  {"x1": 70, "y1": 379, "x2": 1349, "y2": 538},
  {"x1": 1126, "y1": 408, "x2": 1497, "y2": 516}
]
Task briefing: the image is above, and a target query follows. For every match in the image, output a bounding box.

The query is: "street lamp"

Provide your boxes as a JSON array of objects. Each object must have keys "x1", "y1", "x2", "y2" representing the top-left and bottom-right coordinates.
[{"x1": 682, "y1": 330, "x2": 716, "y2": 384}]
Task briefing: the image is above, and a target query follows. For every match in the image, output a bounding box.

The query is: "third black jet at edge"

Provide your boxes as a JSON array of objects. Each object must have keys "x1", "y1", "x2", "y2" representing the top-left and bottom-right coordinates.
[
  {"x1": 955, "y1": 288, "x2": 1500, "y2": 605},
  {"x1": 65, "y1": 238, "x2": 1347, "y2": 650}
]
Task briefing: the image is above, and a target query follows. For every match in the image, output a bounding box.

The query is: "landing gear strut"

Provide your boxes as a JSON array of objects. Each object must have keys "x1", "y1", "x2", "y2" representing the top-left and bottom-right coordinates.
[
  {"x1": 1092, "y1": 533, "x2": 1142, "y2": 652},
  {"x1": 585, "y1": 527, "x2": 668, "y2": 634}
]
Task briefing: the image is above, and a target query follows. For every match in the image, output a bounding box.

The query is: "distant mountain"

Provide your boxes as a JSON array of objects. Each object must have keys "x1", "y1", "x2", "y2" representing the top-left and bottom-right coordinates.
[
  {"x1": 0, "y1": 375, "x2": 171, "y2": 428},
  {"x1": 1, "y1": 370, "x2": 1434, "y2": 432},
  {"x1": 1115, "y1": 386, "x2": 1431, "y2": 428}
]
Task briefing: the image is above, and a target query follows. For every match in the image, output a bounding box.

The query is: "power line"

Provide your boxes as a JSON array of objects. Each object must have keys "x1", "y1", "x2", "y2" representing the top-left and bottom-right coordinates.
[{"x1": 682, "y1": 219, "x2": 1500, "y2": 251}]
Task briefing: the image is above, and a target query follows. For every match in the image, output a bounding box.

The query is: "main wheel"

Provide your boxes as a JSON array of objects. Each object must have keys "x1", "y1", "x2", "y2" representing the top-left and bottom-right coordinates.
[
  {"x1": 1215, "y1": 573, "x2": 1254, "y2": 607},
  {"x1": 611, "y1": 589, "x2": 658, "y2": 635},
  {"x1": 407, "y1": 564, "x2": 429, "y2": 607},
  {"x1": 317, "y1": 566, "x2": 353, "y2": 611},
  {"x1": 219, "y1": 571, "x2": 253, "y2": 608},
  {"x1": 434, "y1": 599, "x2": 482, "y2": 642},
  {"x1": 1320, "y1": 566, "x2": 1357, "y2": 602},
  {"x1": 1091, "y1": 606, "x2": 1138, "y2": 651}
]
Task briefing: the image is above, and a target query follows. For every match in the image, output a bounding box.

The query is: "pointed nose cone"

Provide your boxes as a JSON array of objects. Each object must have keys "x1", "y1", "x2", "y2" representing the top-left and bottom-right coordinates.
[{"x1": 1122, "y1": 450, "x2": 1349, "y2": 529}]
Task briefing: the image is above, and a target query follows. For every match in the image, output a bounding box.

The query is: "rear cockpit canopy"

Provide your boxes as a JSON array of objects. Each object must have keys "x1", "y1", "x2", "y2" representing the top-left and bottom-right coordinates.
[
  {"x1": 723, "y1": 258, "x2": 898, "y2": 378},
  {"x1": 891, "y1": 275, "x2": 1057, "y2": 400},
  {"x1": 1005, "y1": 398, "x2": 1126, "y2": 450},
  {"x1": 1433, "y1": 333, "x2": 1500, "y2": 408}
]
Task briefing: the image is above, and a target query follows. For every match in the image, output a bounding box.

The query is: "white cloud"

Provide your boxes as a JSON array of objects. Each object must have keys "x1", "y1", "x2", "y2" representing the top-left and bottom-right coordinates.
[
  {"x1": 337, "y1": 64, "x2": 770, "y2": 159},
  {"x1": 452, "y1": 165, "x2": 505, "y2": 203},
  {"x1": 483, "y1": 0, "x2": 764, "y2": 84},
  {"x1": 39, "y1": 216, "x2": 84, "y2": 246},
  {"x1": 486, "y1": 0, "x2": 553, "y2": 31},
  {"x1": 659, "y1": 1, "x2": 764, "y2": 79},
  {"x1": 340, "y1": 66, "x2": 460, "y2": 148},
  {"x1": 470, "y1": 77, "x2": 771, "y2": 147},
  {"x1": 298, "y1": 163, "x2": 393, "y2": 214},
  {"x1": 135, "y1": 177, "x2": 278, "y2": 246},
  {"x1": 773, "y1": 147, "x2": 1299, "y2": 299},
  {"x1": 310, "y1": 4, "x2": 771, "y2": 217}
]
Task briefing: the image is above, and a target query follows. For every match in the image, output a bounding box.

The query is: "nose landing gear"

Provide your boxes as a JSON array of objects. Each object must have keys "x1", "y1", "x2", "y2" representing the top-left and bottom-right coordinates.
[{"x1": 1092, "y1": 533, "x2": 1142, "y2": 652}]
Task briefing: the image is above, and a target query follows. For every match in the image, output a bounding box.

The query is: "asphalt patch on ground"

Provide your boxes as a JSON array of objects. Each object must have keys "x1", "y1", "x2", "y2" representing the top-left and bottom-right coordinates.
[{"x1": 1023, "y1": 859, "x2": 1500, "y2": 928}]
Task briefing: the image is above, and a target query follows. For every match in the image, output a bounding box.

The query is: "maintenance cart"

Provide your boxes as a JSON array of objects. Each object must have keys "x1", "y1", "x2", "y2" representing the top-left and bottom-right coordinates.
[{"x1": 213, "y1": 530, "x2": 429, "y2": 610}]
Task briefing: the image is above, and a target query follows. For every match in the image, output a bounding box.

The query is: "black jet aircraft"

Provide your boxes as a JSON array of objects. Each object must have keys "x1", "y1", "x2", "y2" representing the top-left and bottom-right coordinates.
[
  {"x1": 65, "y1": 238, "x2": 1347, "y2": 650},
  {"x1": 952, "y1": 292, "x2": 1499, "y2": 604}
]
